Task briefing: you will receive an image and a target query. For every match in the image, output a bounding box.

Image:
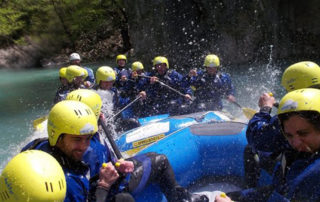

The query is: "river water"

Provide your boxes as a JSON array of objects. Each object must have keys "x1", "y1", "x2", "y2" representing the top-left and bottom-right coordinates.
[{"x1": 0, "y1": 61, "x2": 287, "y2": 171}]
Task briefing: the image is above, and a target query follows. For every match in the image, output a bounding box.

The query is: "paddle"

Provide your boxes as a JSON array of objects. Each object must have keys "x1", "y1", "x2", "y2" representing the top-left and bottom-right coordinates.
[
  {"x1": 139, "y1": 75, "x2": 195, "y2": 101},
  {"x1": 33, "y1": 115, "x2": 48, "y2": 130},
  {"x1": 98, "y1": 118, "x2": 123, "y2": 159},
  {"x1": 232, "y1": 92, "x2": 279, "y2": 120},
  {"x1": 105, "y1": 95, "x2": 142, "y2": 122},
  {"x1": 232, "y1": 101, "x2": 257, "y2": 120}
]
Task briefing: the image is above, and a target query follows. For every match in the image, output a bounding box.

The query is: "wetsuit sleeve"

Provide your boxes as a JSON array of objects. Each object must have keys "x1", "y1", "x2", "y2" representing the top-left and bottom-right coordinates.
[
  {"x1": 172, "y1": 71, "x2": 193, "y2": 95},
  {"x1": 53, "y1": 87, "x2": 69, "y2": 104},
  {"x1": 246, "y1": 112, "x2": 289, "y2": 152},
  {"x1": 84, "y1": 67, "x2": 96, "y2": 84},
  {"x1": 286, "y1": 158, "x2": 320, "y2": 201},
  {"x1": 64, "y1": 175, "x2": 89, "y2": 202},
  {"x1": 221, "y1": 73, "x2": 235, "y2": 97}
]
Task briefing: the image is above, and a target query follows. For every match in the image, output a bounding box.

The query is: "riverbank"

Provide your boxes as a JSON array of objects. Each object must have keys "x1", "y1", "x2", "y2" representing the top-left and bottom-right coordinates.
[{"x1": 0, "y1": 29, "x2": 126, "y2": 69}]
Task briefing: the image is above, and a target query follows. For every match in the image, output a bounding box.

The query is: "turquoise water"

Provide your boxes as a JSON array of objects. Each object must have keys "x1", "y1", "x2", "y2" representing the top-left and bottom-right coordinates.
[
  {"x1": 0, "y1": 68, "x2": 58, "y2": 170},
  {"x1": 0, "y1": 62, "x2": 285, "y2": 171}
]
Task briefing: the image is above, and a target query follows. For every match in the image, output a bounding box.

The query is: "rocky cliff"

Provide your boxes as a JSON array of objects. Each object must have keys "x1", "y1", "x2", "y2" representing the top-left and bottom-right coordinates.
[
  {"x1": 124, "y1": 0, "x2": 320, "y2": 69},
  {"x1": 1, "y1": 0, "x2": 319, "y2": 69}
]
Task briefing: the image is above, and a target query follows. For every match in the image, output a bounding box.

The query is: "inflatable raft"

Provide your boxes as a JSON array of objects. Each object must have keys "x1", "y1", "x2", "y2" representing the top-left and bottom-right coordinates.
[
  {"x1": 115, "y1": 111, "x2": 271, "y2": 201},
  {"x1": 116, "y1": 111, "x2": 235, "y2": 156}
]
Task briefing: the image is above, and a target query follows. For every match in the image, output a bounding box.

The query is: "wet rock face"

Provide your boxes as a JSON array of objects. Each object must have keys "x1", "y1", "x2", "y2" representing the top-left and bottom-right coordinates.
[{"x1": 124, "y1": 0, "x2": 320, "y2": 69}]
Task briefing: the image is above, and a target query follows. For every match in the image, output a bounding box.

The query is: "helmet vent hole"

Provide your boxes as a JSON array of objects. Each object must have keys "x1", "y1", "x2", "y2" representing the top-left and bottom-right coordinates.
[
  {"x1": 50, "y1": 182, "x2": 54, "y2": 192},
  {"x1": 45, "y1": 182, "x2": 49, "y2": 192},
  {"x1": 74, "y1": 110, "x2": 78, "y2": 116},
  {"x1": 61, "y1": 178, "x2": 65, "y2": 189},
  {"x1": 85, "y1": 109, "x2": 91, "y2": 115},
  {"x1": 1, "y1": 191, "x2": 10, "y2": 200}
]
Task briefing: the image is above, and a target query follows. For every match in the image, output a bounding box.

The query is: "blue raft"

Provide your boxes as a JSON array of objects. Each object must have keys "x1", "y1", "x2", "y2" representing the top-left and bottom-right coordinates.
[
  {"x1": 115, "y1": 111, "x2": 270, "y2": 201},
  {"x1": 116, "y1": 111, "x2": 235, "y2": 156}
]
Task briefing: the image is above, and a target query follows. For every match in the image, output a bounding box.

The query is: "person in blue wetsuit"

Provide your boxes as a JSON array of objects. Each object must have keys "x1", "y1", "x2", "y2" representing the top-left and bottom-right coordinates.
[
  {"x1": 183, "y1": 54, "x2": 236, "y2": 112},
  {"x1": 20, "y1": 100, "x2": 134, "y2": 201},
  {"x1": 69, "y1": 52, "x2": 95, "y2": 88},
  {"x1": 95, "y1": 65, "x2": 141, "y2": 131},
  {"x1": 229, "y1": 88, "x2": 320, "y2": 201},
  {"x1": 114, "y1": 54, "x2": 131, "y2": 89},
  {"x1": 94, "y1": 66, "x2": 119, "y2": 117},
  {"x1": 53, "y1": 65, "x2": 87, "y2": 103},
  {"x1": 146, "y1": 56, "x2": 193, "y2": 116},
  {"x1": 0, "y1": 150, "x2": 66, "y2": 201},
  {"x1": 120, "y1": 61, "x2": 148, "y2": 118},
  {"x1": 245, "y1": 61, "x2": 320, "y2": 187},
  {"x1": 54, "y1": 67, "x2": 69, "y2": 103},
  {"x1": 55, "y1": 89, "x2": 217, "y2": 202}
]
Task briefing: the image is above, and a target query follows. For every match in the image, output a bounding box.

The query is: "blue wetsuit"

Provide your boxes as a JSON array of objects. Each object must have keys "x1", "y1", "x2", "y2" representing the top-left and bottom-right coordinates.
[
  {"x1": 183, "y1": 70, "x2": 234, "y2": 111},
  {"x1": 246, "y1": 108, "x2": 290, "y2": 153},
  {"x1": 83, "y1": 67, "x2": 96, "y2": 87},
  {"x1": 54, "y1": 85, "x2": 70, "y2": 104},
  {"x1": 119, "y1": 72, "x2": 150, "y2": 118},
  {"x1": 21, "y1": 139, "x2": 94, "y2": 202},
  {"x1": 237, "y1": 107, "x2": 320, "y2": 201},
  {"x1": 21, "y1": 133, "x2": 199, "y2": 201},
  {"x1": 114, "y1": 66, "x2": 131, "y2": 89},
  {"x1": 234, "y1": 150, "x2": 320, "y2": 201},
  {"x1": 146, "y1": 69, "x2": 192, "y2": 116}
]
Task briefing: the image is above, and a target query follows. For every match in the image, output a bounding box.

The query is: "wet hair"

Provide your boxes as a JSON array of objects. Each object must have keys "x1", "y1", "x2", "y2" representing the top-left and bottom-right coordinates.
[{"x1": 278, "y1": 111, "x2": 320, "y2": 132}]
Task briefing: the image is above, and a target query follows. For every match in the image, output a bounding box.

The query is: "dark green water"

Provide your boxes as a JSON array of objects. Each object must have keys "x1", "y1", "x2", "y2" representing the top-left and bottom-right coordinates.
[{"x1": 0, "y1": 62, "x2": 286, "y2": 171}]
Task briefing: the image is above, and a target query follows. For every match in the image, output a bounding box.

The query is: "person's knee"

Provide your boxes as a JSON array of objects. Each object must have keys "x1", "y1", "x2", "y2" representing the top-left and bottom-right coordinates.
[
  {"x1": 112, "y1": 192, "x2": 135, "y2": 202},
  {"x1": 153, "y1": 153, "x2": 169, "y2": 164}
]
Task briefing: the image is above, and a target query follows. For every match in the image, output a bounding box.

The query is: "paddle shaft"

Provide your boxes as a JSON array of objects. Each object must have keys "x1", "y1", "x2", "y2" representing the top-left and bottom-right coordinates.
[
  {"x1": 98, "y1": 118, "x2": 123, "y2": 159},
  {"x1": 106, "y1": 95, "x2": 141, "y2": 122},
  {"x1": 138, "y1": 75, "x2": 194, "y2": 100},
  {"x1": 232, "y1": 101, "x2": 243, "y2": 109}
]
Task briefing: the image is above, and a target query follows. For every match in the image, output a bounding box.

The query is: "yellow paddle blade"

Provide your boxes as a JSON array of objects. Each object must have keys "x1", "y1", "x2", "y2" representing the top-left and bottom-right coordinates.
[
  {"x1": 242, "y1": 108, "x2": 257, "y2": 120},
  {"x1": 33, "y1": 116, "x2": 47, "y2": 130}
]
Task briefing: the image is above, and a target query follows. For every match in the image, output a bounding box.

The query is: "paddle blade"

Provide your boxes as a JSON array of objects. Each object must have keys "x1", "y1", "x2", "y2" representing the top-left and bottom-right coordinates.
[
  {"x1": 33, "y1": 116, "x2": 47, "y2": 130},
  {"x1": 242, "y1": 108, "x2": 257, "y2": 120}
]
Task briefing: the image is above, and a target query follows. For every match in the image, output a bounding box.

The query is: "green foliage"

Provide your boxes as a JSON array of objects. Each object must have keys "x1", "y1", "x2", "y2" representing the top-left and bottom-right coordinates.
[
  {"x1": 0, "y1": 8, "x2": 25, "y2": 36},
  {"x1": 0, "y1": 0, "x2": 126, "y2": 49}
]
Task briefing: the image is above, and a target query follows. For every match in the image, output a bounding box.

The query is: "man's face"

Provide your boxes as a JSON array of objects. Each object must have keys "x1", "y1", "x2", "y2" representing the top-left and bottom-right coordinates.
[
  {"x1": 283, "y1": 115, "x2": 320, "y2": 153},
  {"x1": 155, "y1": 63, "x2": 167, "y2": 75},
  {"x1": 117, "y1": 59, "x2": 126, "y2": 68},
  {"x1": 60, "y1": 77, "x2": 68, "y2": 86},
  {"x1": 206, "y1": 66, "x2": 218, "y2": 75},
  {"x1": 70, "y1": 60, "x2": 81, "y2": 65},
  {"x1": 99, "y1": 80, "x2": 114, "y2": 90},
  {"x1": 56, "y1": 134, "x2": 92, "y2": 161},
  {"x1": 136, "y1": 70, "x2": 144, "y2": 75},
  {"x1": 73, "y1": 76, "x2": 84, "y2": 87}
]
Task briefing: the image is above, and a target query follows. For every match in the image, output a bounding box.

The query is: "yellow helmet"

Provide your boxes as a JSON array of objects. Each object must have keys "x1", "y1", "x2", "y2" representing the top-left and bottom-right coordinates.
[
  {"x1": 278, "y1": 88, "x2": 320, "y2": 115},
  {"x1": 66, "y1": 89, "x2": 102, "y2": 119},
  {"x1": 96, "y1": 66, "x2": 116, "y2": 84},
  {"x1": 59, "y1": 67, "x2": 67, "y2": 78},
  {"x1": 65, "y1": 65, "x2": 86, "y2": 83},
  {"x1": 153, "y1": 56, "x2": 169, "y2": 68},
  {"x1": 82, "y1": 68, "x2": 88, "y2": 79},
  {"x1": 116, "y1": 54, "x2": 127, "y2": 63},
  {"x1": 132, "y1": 61, "x2": 144, "y2": 71},
  {"x1": 281, "y1": 61, "x2": 320, "y2": 92},
  {"x1": 204, "y1": 54, "x2": 220, "y2": 67},
  {"x1": 47, "y1": 100, "x2": 98, "y2": 146},
  {"x1": 0, "y1": 150, "x2": 66, "y2": 202}
]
